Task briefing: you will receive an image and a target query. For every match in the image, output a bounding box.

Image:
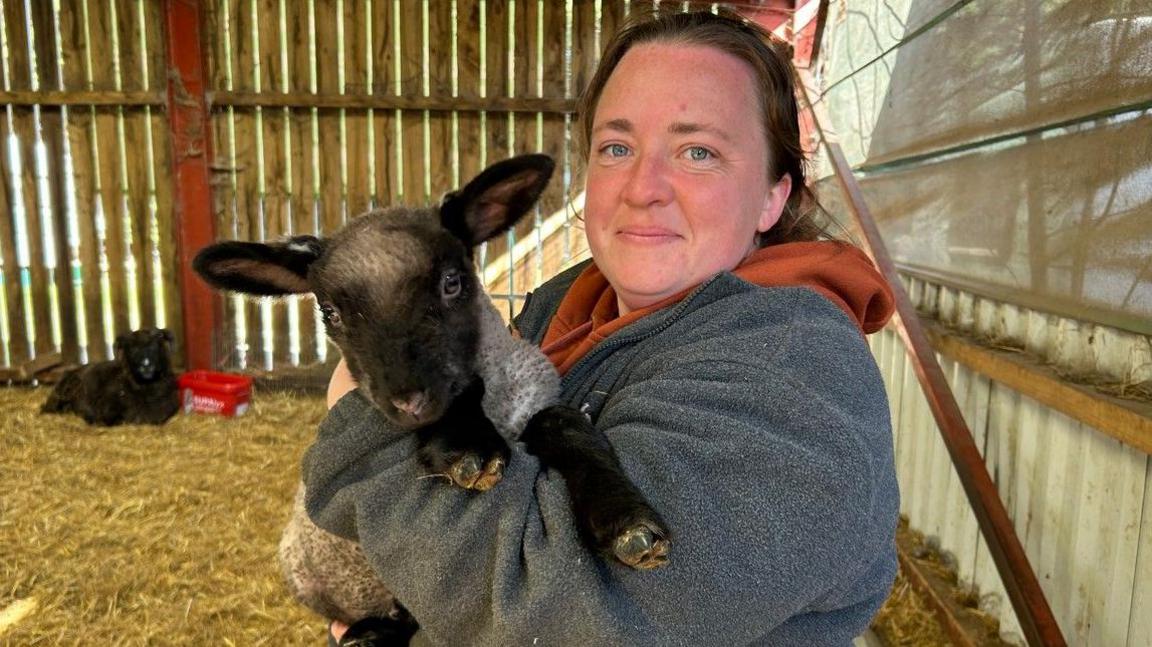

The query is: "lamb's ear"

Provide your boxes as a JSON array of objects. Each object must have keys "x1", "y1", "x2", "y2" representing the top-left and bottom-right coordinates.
[
  {"x1": 440, "y1": 154, "x2": 555, "y2": 246},
  {"x1": 193, "y1": 235, "x2": 325, "y2": 296},
  {"x1": 113, "y1": 333, "x2": 129, "y2": 360}
]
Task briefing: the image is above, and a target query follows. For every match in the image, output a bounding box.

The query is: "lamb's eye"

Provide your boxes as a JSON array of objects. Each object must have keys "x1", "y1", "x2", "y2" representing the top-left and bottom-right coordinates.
[
  {"x1": 441, "y1": 271, "x2": 463, "y2": 299},
  {"x1": 319, "y1": 303, "x2": 342, "y2": 327}
]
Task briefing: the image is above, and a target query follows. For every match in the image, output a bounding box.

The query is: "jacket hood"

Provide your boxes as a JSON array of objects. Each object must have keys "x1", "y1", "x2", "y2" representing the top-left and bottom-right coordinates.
[{"x1": 540, "y1": 240, "x2": 895, "y2": 374}]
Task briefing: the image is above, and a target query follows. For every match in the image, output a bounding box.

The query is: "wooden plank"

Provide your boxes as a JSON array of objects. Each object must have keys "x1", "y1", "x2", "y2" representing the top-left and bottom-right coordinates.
[
  {"x1": 148, "y1": 109, "x2": 180, "y2": 339},
  {"x1": 0, "y1": 111, "x2": 24, "y2": 367},
  {"x1": 68, "y1": 109, "x2": 109, "y2": 361},
  {"x1": 340, "y1": 0, "x2": 370, "y2": 214},
  {"x1": 123, "y1": 107, "x2": 155, "y2": 329},
  {"x1": 1129, "y1": 458, "x2": 1152, "y2": 647},
  {"x1": 370, "y1": 0, "x2": 397, "y2": 206},
  {"x1": 46, "y1": 6, "x2": 88, "y2": 363},
  {"x1": 2, "y1": 0, "x2": 30, "y2": 91},
  {"x1": 425, "y1": 0, "x2": 455, "y2": 200},
  {"x1": 944, "y1": 361, "x2": 992, "y2": 590},
  {"x1": 896, "y1": 545, "x2": 979, "y2": 647},
  {"x1": 570, "y1": 0, "x2": 601, "y2": 104},
  {"x1": 1062, "y1": 417, "x2": 1145, "y2": 646},
  {"x1": 926, "y1": 323, "x2": 1152, "y2": 455},
  {"x1": 455, "y1": 0, "x2": 484, "y2": 187},
  {"x1": 6, "y1": 106, "x2": 53, "y2": 361},
  {"x1": 972, "y1": 383, "x2": 1027, "y2": 644},
  {"x1": 398, "y1": 0, "x2": 428, "y2": 203}
]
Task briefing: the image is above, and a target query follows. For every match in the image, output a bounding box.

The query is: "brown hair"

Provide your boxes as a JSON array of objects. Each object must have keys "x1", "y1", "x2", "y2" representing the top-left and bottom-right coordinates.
[{"x1": 576, "y1": 10, "x2": 828, "y2": 246}]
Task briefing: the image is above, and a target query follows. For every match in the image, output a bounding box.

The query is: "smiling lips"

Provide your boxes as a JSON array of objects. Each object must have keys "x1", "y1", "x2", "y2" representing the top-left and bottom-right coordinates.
[{"x1": 617, "y1": 226, "x2": 681, "y2": 244}]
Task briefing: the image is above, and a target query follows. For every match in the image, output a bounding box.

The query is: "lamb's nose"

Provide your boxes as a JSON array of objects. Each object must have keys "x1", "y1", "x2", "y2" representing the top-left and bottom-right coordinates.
[{"x1": 391, "y1": 391, "x2": 428, "y2": 418}]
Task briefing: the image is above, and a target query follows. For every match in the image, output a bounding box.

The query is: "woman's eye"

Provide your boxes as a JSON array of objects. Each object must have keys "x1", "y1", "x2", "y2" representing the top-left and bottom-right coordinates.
[
  {"x1": 441, "y1": 271, "x2": 463, "y2": 299},
  {"x1": 686, "y1": 146, "x2": 713, "y2": 162},
  {"x1": 319, "y1": 304, "x2": 341, "y2": 327},
  {"x1": 601, "y1": 143, "x2": 630, "y2": 158}
]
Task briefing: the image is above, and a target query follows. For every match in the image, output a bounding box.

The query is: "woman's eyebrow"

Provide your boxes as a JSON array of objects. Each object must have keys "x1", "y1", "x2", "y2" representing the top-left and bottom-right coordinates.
[
  {"x1": 668, "y1": 121, "x2": 733, "y2": 142},
  {"x1": 592, "y1": 118, "x2": 633, "y2": 135}
]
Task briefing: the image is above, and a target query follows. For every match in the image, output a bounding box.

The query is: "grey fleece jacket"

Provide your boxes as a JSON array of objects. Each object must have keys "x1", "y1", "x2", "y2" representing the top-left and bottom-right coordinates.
[{"x1": 302, "y1": 262, "x2": 900, "y2": 646}]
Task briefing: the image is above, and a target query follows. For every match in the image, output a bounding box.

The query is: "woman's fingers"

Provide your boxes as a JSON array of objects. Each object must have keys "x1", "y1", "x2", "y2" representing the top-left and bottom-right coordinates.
[{"x1": 327, "y1": 357, "x2": 358, "y2": 409}]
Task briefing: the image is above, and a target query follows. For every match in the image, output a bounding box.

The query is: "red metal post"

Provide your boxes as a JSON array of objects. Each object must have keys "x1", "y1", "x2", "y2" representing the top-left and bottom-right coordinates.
[{"x1": 163, "y1": 0, "x2": 218, "y2": 370}]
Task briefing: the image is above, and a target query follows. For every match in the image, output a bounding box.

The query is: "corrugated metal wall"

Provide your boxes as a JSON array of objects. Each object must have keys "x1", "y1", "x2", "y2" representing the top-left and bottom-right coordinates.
[{"x1": 818, "y1": 1, "x2": 1152, "y2": 645}]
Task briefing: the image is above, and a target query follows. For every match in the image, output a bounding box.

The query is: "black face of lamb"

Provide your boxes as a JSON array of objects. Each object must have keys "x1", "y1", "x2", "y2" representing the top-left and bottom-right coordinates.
[
  {"x1": 313, "y1": 225, "x2": 483, "y2": 429},
  {"x1": 115, "y1": 329, "x2": 173, "y2": 384},
  {"x1": 191, "y1": 154, "x2": 554, "y2": 497}
]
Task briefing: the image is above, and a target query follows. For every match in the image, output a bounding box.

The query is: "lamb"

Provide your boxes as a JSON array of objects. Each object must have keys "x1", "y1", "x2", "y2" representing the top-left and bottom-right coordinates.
[
  {"x1": 192, "y1": 154, "x2": 670, "y2": 640},
  {"x1": 41, "y1": 328, "x2": 180, "y2": 426}
]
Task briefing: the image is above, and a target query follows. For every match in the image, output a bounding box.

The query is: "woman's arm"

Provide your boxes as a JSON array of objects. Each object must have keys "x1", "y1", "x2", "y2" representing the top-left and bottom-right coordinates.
[{"x1": 302, "y1": 313, "x2": 898, "y2": 645}]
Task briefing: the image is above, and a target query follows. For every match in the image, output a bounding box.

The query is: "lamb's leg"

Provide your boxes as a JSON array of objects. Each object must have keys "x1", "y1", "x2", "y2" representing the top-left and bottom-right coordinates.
[
  {"x1": 40, "y1": 370, "x2": 80, "y2": 413},
  {"x1": 415, "y1": 378, "x2": 510, "y2": 491},
  {"x1": 520, "y1": 405, "x2": 671, "y2": 570}
]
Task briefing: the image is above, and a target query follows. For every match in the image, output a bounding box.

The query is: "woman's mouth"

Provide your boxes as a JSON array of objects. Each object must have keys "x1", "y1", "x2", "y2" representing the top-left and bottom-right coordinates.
[{"x1": 616, "y1": 227, "x2": 680, "y2": 244}]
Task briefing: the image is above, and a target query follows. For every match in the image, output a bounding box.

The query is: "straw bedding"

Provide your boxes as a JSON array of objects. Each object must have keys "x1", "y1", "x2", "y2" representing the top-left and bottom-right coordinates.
[
  {"x1": 0, "y1": 386, "x2": 327, "y2": 645},
  {"x1": 1, "y1": 385, "x2": 957, "y2": 646}
]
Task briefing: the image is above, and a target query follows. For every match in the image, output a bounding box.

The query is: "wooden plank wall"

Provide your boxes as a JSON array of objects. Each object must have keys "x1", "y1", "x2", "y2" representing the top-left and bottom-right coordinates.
[
  {"x1": 0, "y1": 0, "x2": 174, "y2": 371},
  {"x1": 818, "y1": 2, "x2": 1152, "y2": 645},
  {"x1": 0, "y1": 1, "x2": 782, "y2": 374},
  {"x1": 201, "y1": 0, "x2": 742, "y2": 371},
  {"x1": 870, "y1": 278, "x2": 1151, "y2": 647}
]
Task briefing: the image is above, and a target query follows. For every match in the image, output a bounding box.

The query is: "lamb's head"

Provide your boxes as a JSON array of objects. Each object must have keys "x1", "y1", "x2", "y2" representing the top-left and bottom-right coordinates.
[
  {"x1": 193, "y1": 154, "x2": 555, "y2": 429},
  {"x1": 115, "y1": 328, "x2": 175, "y2": 383}
]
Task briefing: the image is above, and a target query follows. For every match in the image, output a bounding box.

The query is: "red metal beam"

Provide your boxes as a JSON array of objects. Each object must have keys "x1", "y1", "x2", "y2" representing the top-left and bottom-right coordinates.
[
  {"x1": 796, "y1": 71, "x2": 1066, "y2": 647},
  {"x1": 163, "y1": 0, "x2": 218, "y2": 370}
]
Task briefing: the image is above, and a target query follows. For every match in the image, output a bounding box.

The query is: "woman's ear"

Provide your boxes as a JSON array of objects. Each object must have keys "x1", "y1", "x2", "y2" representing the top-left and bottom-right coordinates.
[{"x1": 757, "y1": 173, "x2": 793, "y2": 233}]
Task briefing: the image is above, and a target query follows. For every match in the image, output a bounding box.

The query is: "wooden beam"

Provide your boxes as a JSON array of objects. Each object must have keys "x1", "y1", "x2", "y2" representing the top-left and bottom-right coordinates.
[
  {"x1": 164, "y1": 0, "x2": 219, "y2": 371},
  {"x1": 896, "y1": 548, "x2": 979, "y2": 647},
  {"x1": 0, "y1": 90, "x2": 165, "y2": 107},
  {"x1": 925, "y1": 322, "x2": 1152, "y2": 455},
  {"x1": 208, "y1": 91, "x2": 578, "y2": 114}
]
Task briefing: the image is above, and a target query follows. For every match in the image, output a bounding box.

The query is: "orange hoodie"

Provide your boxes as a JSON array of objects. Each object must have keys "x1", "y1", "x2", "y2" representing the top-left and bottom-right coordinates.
[{"x1": 540, "y1": 241, "x2": 895, "y2": 376}]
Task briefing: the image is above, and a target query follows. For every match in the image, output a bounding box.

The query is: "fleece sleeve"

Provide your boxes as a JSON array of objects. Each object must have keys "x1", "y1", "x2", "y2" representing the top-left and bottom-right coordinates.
[{"x1": 301, "y1": 316, "x2": 896, "y2": 646}]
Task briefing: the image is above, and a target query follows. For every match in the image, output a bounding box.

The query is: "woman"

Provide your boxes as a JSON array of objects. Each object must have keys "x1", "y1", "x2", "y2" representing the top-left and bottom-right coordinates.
[{"x1": 321, "y1": 10, "x2": 898, "y2": 646}]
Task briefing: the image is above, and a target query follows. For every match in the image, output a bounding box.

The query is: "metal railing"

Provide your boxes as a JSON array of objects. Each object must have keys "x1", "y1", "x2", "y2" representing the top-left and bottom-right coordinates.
[{"x1": 797, "y1": 70, "x2": 1067, "y2": 647}]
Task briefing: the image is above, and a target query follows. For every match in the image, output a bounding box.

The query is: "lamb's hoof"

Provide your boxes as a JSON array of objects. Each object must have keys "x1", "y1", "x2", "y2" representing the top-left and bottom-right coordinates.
[
  {"x1": 447, "y1": 453, "x2": 505, "y2": 491},
  {"x1": 613, "y1": 523, "x2": 671, "y2": 569}
]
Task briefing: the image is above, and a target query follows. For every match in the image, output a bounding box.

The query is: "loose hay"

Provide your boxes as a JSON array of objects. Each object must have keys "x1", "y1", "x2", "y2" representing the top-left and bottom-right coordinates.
[
  {"x1": 3, "y1": 385, "x2": 960, "y2": 646},
  {"x1": 871, "y1": 569, "x2": 954, "y2": 646},
  {"x1": 0, "y1": 386, "x2": 328, "y2": 646}
]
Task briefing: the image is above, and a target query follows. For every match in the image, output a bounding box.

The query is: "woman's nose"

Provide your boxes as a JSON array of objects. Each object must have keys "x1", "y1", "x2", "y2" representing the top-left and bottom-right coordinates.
[{"x1": 621, "y1": 154, "x2": 673, "y2": 208}]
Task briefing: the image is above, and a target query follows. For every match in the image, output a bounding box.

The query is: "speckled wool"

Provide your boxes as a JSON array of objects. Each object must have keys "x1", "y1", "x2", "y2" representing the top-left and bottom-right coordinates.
[
  {"x1": 304, "y1": 264, "x2": 900, "y2": 646},
  {"x1": 279, "y1": 291, "x2": 560, "y2": 625}
]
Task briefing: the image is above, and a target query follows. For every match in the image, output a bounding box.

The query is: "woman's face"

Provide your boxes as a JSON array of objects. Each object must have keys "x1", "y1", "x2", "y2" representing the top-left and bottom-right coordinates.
[{"x1": 584, "y1": 43, "x2": 791, "y2": 314}]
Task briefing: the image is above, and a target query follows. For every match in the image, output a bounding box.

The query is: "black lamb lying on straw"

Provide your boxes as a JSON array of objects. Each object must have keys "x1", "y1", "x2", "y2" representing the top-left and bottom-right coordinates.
[
  {"x1": 41, "y1": 328, "x2": 180, "y2": 426},
  {"x1": 192, "y1": 154, "x2": 671, "y2": 640}
]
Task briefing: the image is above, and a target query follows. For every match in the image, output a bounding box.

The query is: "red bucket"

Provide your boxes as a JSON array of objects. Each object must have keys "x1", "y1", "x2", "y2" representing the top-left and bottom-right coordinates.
[{"x1": 177, "y1": 370, "x2": 253, "y2": 417}]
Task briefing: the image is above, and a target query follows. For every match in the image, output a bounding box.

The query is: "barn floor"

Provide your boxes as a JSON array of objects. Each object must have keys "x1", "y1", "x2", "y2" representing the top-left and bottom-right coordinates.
[
  {"x1": 0, "y1": 385, "x2": 952, "y2": 645},
  {"x1": 0, "y1": 386, "x2": 326, "y2": 645}
]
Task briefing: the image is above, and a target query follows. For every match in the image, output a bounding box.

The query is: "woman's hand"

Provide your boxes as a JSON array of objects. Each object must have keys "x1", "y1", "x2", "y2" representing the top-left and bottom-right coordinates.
[
  {"x1": 327, "y1": 358, "x2": 358, "y2": 409},
  {"x1": 329, "y1": 619, "x2": 349, "y2": 641}
]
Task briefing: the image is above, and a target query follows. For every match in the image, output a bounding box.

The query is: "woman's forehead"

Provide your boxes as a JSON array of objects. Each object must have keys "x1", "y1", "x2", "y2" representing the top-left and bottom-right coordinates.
[{"x1": 594, "y1": 43, "x2": 763, "y2": 137}]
